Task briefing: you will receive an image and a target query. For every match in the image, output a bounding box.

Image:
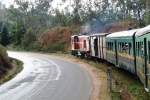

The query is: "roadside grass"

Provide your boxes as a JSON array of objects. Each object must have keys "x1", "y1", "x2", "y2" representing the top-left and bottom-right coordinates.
[
  {"x1": 0, "y1": 58, "x2": 23, "y2": 85},
  {"x1": 51, "y1": 53, "x2": 150, "y2": 100},
  {"x1": 86, "y1": 59, "x2": 150, "y2": 100}
]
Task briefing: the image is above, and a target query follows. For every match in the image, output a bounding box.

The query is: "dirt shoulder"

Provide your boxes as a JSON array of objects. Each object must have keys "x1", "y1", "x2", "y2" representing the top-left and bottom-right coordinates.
[{"x1": 50, "y1": 54, "x2": 111, "y2": 100}]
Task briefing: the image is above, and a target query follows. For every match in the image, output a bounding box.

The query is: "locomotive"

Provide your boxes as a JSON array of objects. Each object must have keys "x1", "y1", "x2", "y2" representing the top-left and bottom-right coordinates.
[{"x1": 71, "y1": 25, "x2": 150, "y2": 92}]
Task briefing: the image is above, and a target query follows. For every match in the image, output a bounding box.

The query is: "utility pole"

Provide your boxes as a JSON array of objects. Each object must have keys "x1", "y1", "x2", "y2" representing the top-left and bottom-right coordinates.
[{"x1": 107, "y1": 66, "x2": 112, "y2": 92}]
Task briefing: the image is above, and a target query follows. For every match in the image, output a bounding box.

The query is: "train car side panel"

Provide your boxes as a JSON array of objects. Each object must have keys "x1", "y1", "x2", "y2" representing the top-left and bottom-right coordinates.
[
  {"x1": 136, "y1": 25, "x2": 150, "y2": 91},
  {"x1": 117, "y1": 38, "x2": 135, "y2": 74},
  {"x1": 106, "y1": 30, "x2": 138, "y2": 74},
  {"x1": 106, "y1": 39, "x2": 116, "y2": 65}
]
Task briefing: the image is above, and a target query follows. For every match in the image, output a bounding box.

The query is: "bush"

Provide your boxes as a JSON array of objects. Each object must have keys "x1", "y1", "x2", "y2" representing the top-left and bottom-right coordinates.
[{"x1": 45, "y1": 42, "x2": 65, "y2": 53}]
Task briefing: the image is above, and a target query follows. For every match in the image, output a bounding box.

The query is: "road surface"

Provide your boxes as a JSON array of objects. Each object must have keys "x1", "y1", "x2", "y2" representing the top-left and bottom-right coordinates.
[{"x1": 0, "y1": 52, "x2": 92, "y2": 100}]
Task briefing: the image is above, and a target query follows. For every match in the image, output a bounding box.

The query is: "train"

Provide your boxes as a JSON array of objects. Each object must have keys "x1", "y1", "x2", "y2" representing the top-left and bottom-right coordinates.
[{"x1": 71, "y1": 25, "x2": 150, "y2": 92}]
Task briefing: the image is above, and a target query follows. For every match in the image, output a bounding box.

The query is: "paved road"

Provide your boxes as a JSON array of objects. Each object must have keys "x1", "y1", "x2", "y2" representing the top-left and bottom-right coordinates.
[{"x1": 0, "y1": 52, "x2": 92, "y2": 100}]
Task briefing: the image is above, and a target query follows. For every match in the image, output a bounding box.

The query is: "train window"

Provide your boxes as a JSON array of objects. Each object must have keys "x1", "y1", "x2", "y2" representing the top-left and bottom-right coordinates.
[
  {"x1": 129, "y1": 43, "x2": 132, "y2": 55},
  {"x1": 118, "y1": 43, "x2": 119, "y2": 51},
  {"x1": 107, "y1": 42, "x2": 110, "y2": 50},
  {"x1": 136, "y1": 42, "x2": 138, "y2": 51},
  {"x1": 120, "y1": 43, "x2": 122, "y2": 52},
  {"x1": 122, "y1": 42, "x2": 126, "y2": 52},
  {"x1": 139, "y1": 42, "x2": 141, "y2": 56},
  {"x1": 122, "y1": 42, "x2": 129, "y2": 54},
  {"x1": 108, "y1": 42, "x2": 113, "y2": 51},
  {"x1": 107, "y1": 42, "x2": 109, "y2": 50},
  {"x1": 148, "y1": 41, "x2": 150, "y2": 63},
  {"x1": 109, "y1": 42, "x2": 111, "y2": 50},
  {"x1": 138, "y1": 42, "x2": 140, "y2": 56},
  {"x1": 139, "y1": 42, "x2": 144, "y2": 57},
  {"x1": 120, "y1": 42, "x2": 121, "y2": 52},
  {"x1": 141, "y1": 42, "x2": 144, "y2": 56},
  {"x1": 136, "y1": 42, "x2": 138, "y2": 56},
  {"x1": 120, "y1": 42, "x2": 122, "y2": 52},
  {"x1": 112, "y1": 42, "x2": 114, "y2": 51},
  {"x1": 119, "y1": 42, "x2": 121, "y2": 52},
  {"x1": 74, "y1": 36, "x2": 79, "y2": 42},
  {"x1": 111, "y1": 42, "x2": 113, "y2": 51},
  {"x1": 122, "y1": 42, "x2": 124, "y2": 52}
]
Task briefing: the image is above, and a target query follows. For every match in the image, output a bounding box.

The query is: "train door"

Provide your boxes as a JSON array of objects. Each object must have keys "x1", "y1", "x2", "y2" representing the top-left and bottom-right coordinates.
[
  {"x1": 102, "y1": 37, "x2": 104, "y2": 59},
  {"x1": 83, "y1": 40, "x2": 87, "y2": 50},
  {"x1": 94, "y1": 37, "x2": 98, "y2": 56},
  {"x1": 115, "y1": 40, "x2": 119, "y2": 66},
  {"x1": 143, "y1": 38, "x2": 148, "y2": 91},
  {"x1": 99, "y1": 36, "x2": 101, "y2": 58},
  {"x1": 91, "y1": 37, "x2": 95, "y2": 56},
  {"x1": 103, "y1": 36, "x2": 106, "y2": 60}
]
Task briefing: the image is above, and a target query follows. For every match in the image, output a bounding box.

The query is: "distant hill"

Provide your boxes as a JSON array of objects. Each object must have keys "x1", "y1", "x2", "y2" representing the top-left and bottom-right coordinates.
[{"x1": 102, "y1": 21, "x2": 138, "y2": 33}]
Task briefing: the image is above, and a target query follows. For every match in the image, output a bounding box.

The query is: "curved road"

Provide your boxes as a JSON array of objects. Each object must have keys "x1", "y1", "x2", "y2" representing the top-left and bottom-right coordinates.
[{"x1": 0, "y1": 52, "x2": 92, "y2": 100}]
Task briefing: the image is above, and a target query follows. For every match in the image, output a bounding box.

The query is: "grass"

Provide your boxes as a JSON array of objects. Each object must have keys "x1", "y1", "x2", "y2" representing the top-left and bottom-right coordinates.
[
  {"x1": 110, "y1": 66, "x2": 150, "y2": 100},
  {"x1": 86, "y1": 59, "x2": 150, "y2": 100},
  {"x1": 0, "y1": 58, "x2": 23, "y2": 85}
]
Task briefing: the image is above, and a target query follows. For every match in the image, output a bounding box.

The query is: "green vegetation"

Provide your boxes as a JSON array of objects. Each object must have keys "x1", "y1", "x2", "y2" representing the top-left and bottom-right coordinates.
[
  {"x1": 0, "y1": 0, "x2": 149, "y2": 52},
  {"x1": 110, "y1": 67, "x2": 150, "y2": 100},
  {"x1": 0, "y1": 44, "x2": 23, "y2": 84}
]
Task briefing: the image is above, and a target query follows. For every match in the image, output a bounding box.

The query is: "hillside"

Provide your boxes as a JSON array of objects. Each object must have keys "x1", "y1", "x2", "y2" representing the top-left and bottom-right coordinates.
[
  {"x1": 0, "y1": 45, "x2": 12, "y2": 77},
  {"x1": 38, "y1": 26, "x2": 73, "y2": 52},
  {"x1": 102, "y1": 21, "x2": 138, "y2": 33}
]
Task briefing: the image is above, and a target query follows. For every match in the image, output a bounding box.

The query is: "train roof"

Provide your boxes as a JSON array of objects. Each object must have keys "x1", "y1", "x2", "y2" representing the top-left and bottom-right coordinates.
[
  {"x1": 90, "y1": 33, "x2": 109, "y2": 36},
  {"x1": 135, "y1": 25, "x2": 150, "y2": 36},
  {"x1": 71, "y1": 34, "x2": 89, "y2": 37},
  {"x1": 106, "y1": 29, "x2": 139, "y2": 38},
  {"x1": 78, "y1": 35, "x2": 89, "y2": 37},
  {"x1": 71, "y1": 35, "x2": 78, "y2": 37}
]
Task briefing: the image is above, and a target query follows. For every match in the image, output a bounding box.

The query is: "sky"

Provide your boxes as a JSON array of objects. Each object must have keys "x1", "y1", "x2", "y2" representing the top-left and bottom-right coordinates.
[
  {"x1": 0, "y1": 0, "x2": 95, "y2": 13},
  {"x1": 0, "y1": 0, "x2": 73, "y2": 9},
  {"x1": 0, "y1": 0, "x2": 89, "y2": 10},
  {"x1": 0, "y1": 0, "x2": 14, "y2": 8}
]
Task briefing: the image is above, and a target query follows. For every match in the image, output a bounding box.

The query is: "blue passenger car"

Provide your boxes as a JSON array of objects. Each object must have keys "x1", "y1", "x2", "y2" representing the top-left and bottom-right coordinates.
[
  {"x1": 135, "y1": 25, "x2": 150, "y2": 92},
  {"x1": 106, "y1": 29, "x2": 139, "y2": 74}
]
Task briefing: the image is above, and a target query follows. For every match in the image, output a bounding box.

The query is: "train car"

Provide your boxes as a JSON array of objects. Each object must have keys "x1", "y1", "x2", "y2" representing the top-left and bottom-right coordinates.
[
  {"x1": 135, "y1": 25, "x2": 150, "y2": 92},
  {"x1": 106, "y1": 29, "x2": 139, "y2": 74},
  {"x1": 71, "y1": 35, "x2": 90, "y2": 57},
  {"x1": 89, "y1": 33, "x2": 108, "y2": 60}
]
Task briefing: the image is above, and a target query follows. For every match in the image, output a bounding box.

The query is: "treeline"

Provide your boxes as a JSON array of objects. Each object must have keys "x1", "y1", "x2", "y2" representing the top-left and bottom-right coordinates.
[{"x1": 0, "y1": 0, "x2": 149, "y2": 52}]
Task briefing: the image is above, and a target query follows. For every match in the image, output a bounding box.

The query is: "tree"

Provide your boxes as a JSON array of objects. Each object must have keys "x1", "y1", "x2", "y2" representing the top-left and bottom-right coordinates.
[
  {"x1": 144, "y1": 0, "x2": 150, "y2": 25},
  {"x1": 0, "y1": 25, "x2": 10, "y2": 46},
  {"x1": 22, "y1": 27, "x2": 36, "y2": 48}
]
